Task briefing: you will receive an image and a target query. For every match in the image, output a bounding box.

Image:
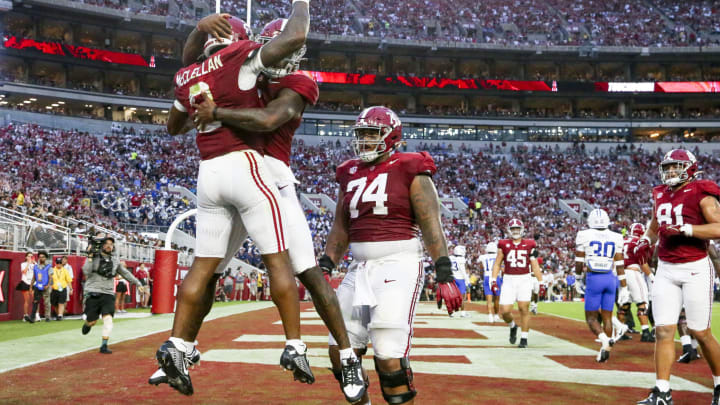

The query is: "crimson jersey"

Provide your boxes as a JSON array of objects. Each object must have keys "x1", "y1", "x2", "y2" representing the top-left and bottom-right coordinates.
[
  {"x1": 336, "y1": 152, "x2": 436, "y2": 243},
  {"x1": 623, "y1": 237, "x2": 643, "y2": 268},
  {"x1": 174, "y1": 40, "x2": 264, "y2": 160},
  {"x1": 497, "y1": 239, "x2": 537, "y2": 275},
  {"x1": 258, "y1": 73, "x2": 319, "y2": 165},
  {"x1": 653, "y1": 179, "x2": 720, "y2": 263}
]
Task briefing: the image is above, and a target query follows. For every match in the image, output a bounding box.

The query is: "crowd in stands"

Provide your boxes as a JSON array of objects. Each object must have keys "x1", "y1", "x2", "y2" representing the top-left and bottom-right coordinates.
[{"x1": 39, "y1": 0, "x2": 717, "y2": 47}]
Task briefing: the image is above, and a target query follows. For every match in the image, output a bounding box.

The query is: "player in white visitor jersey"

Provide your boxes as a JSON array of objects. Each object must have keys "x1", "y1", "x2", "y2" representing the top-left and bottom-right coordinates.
[
  {"x1": 575, "y1": 208, "x2": 628, "y2": 363},
  {"x1": 450, "y1": 245, "x2": 470, "y2": 318},
  {"x1": 479, "y1": 242, "x2": 501, "y2": 323}
]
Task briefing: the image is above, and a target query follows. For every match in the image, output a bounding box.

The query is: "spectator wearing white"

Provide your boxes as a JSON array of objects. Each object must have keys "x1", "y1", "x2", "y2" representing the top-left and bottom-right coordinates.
[
  {"x1": 16, "y1": 252, "x2": 35, "y2": 322},
  {"x1": 61, "y1": 256, "x2": 73, "y2": 311}
]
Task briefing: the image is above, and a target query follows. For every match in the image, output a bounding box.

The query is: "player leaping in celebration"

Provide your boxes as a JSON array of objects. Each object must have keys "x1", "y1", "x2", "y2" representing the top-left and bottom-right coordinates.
[
  {"x1": 480, "y1": 241, "x2": 501, "y2": 323},
  {"x1": 322, "y1": 106, "x2": 462, "y2": 404},
  {"x1": 623, "y1": 222, "x2": 655, "y2": 343},
  {"x1": 636, "y1": 149, "x2": 720, "y2": 405},
  {"x1": 154, "y1": 2, "x2": 313, "y2": 396},
  {"x1": 491, "y1": 218, "x2": 543, "y2": 348},
  {"x1": 165, "y1": 14, "x2": 366, "y2": 403},
  {"x1": 575, "y1": 209, "x2": 628, "y2": 363}
]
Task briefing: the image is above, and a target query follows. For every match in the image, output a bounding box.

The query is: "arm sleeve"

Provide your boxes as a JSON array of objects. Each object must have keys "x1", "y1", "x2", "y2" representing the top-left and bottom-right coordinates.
[{"x1": 117, "y1": 262, "x2": 142, "y2": 287}]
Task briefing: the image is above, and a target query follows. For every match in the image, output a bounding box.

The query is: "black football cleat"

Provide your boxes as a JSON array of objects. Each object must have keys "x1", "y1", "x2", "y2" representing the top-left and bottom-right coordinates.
[
  {"x1": 99, "y1": 346, "x2": 112, "y2": 354},
  {"x1": 637, "y1": 387, "x2": 673, "y2": 405},
  {"x1": 149, "y1": 347, "x2": 201, "y2": 386},
  {"x1": 641, "y1": 329, "x2": 656, "y2": 343},
  {"x1": 677, "y1": 346, "x2": 701, "y2": 363},
  {"x1": 81, "y1": 324, "x2": 91, "y2": 335},
  {"x1": 596, "y1": 349, "x2": 610, "y2": 363},
  {"x1": 518, "y1": 338, "x2": 528, "y2": 348},
  {"x1": 712, "y1": 385, "x2": 720, "y2": 405},
  {"x1": 280, "y1": 345, "x2": 315, "y2": 384},
  {"x1": 509, "y1": 325, "x2": 518, "y2": 345},
  {"x1": 156, "y1": 340, "x2": 194, "y2": 395}
]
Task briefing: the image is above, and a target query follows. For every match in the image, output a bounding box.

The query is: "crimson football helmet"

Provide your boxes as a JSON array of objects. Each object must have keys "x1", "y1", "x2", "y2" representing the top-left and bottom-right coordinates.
[
  {"x1": 255, "y1": 18, "x2": 306, "y2": 78},
  {"x1": 203, "y1": 16, "x2": 252, "y2": 58},
  {"x1": 507, "y1": 218, "x2": 524, "y2": 240},
  {"x1": 629, "y1": 222, "x2": 645, "y2": 238},
  {"x1": 351, "y1": 106, "x2": 402, "y2": 162},
  {"x1": 660, "y1": 149, "x2": 698, "y2": 187}
]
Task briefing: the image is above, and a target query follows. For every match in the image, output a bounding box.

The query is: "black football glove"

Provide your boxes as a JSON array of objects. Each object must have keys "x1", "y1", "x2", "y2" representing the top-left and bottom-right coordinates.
[
  {"x1": 434, "y1": 256, "x2": 454, "y2": 283},
  {"x1": 318, "y1": 254, "x2": 335, "y2": 276}
]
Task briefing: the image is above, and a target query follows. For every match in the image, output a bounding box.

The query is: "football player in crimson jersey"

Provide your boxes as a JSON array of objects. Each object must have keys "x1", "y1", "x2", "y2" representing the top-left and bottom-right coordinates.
[
  {"x1": 185, "y1": 17, "x2": 366, "y2": 403},
  {"x1": 635, "y1": 150, "x2": 720, "y2": 405},
  {"x1": 321, "y1": 106, "x2": 462, "y2": 405},
  {"x1": 623, "y1": 222, "x2": 655, "y2": 343},
  {"x1": 491, "y1": 219, "x2": 543, "y2": 348},
  {"x1": 155, "y1": 4, "x2": 314, "y2": 396}
]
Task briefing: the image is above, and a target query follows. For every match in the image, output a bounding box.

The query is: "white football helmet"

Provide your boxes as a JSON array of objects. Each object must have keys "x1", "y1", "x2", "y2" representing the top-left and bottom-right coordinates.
[
  {"x1": 486, "y1": 242, "x2": 498, "y2": 254},
  {"x1": 587, "y1": 208, "x2": 610, "y2": 229},
  {"x1": 453, "y1": 245, "x2": 466, "y2": 257}
]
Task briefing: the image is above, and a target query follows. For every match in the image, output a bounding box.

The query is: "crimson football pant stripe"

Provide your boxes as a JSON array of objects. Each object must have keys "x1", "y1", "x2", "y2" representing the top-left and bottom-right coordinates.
[
  {"x1": 404, "y1": 262, "x2": 423, "y2": 358},
  {"x1": 245, "y1": 152, "x2": 286, "y2": 251}
]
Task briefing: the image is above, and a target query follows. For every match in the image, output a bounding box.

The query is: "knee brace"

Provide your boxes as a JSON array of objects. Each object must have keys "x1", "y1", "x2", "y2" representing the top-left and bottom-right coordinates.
[
  {"x1": 374, "y1": 357, "x2": 416, "y2": 404},
  {"x1": 102, "y1": 315, "x2": 113, "y2": 338}
]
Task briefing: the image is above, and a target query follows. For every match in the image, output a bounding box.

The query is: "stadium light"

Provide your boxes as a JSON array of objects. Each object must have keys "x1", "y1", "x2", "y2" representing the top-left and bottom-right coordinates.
[
  {"x1": 29, "y1": 98, "x2": 37, "y2": 101},
  {"x1": 58, "y1": 101, "x2": 65, "y2": 104}
]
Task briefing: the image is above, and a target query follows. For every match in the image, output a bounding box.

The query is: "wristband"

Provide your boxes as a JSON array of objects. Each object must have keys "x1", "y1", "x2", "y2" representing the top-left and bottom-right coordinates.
[
  {"x1": 614, "y1": 260, "x2": 625, "y2": 266},
  {"x1": 575, "y1": 257, "x2": 584, "y2": 263},
  {"x1": 617, "y1": 274, "x2": 626, "y2": 281},
  {"x1": 292, "y1": 0, "x2": 309, "y2": 4},
  {"x1": 212, "y1": 106, "x2": 218, "y2": 121}
]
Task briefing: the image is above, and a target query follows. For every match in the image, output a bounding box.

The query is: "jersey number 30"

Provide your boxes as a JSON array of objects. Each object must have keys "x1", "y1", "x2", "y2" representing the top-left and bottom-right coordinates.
[{"x1": 347, "y1": 174, "x2": 389, "y2": 218}]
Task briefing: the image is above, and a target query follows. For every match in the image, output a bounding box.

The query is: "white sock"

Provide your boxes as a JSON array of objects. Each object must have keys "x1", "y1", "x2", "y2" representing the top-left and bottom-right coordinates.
[
  {"x1": 339, "y1": 348, "x2": 356, "y2": 362},
  {"x1": 680, "y1": 335, "x2": 692, "y2": 346},
  {"x1": 598, "y1": 332, "x2": 609, "y2": 348},
  {"x1": 642, "y1": 325, "x2": 649, "y2": 331},
  {"x1": 713, "y1": 375, "x2": 720, "y2": 387},
  {"x1": 169, "y1": 337, "x2": 189, "y2": 353},
  {"x1": 656, "y1": 379, "x2": 670, "y2": 392},
  {"x1": 611, "y1": 316, "x2": 623, "y2": 330},
  {"x1": 521, "y1": 332, "x2": 529, "y2": 339},
  {"x1": 286, "y1": 339, "x2": 306, "y2": 354},
  {"x1": 509, "y1": 320, "x2": 516, "y2": 328},
  {"x1": 691, "y1": 338, "x2": 699, "y2": 349}
]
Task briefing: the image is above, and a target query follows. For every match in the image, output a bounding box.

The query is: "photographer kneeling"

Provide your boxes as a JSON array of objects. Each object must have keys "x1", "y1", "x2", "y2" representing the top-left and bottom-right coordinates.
[{"x1": 81, "y1": 236, "x2": 146, "y2": 354}]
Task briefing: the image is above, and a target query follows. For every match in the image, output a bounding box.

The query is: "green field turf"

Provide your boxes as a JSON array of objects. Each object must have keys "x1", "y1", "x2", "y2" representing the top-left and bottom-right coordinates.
[
  {"x1": 538, "y1": 301, "x2": 720, "y2": 339},
  {"x1": 0, "y1": 300, "x2": 253, "y2": 343}
]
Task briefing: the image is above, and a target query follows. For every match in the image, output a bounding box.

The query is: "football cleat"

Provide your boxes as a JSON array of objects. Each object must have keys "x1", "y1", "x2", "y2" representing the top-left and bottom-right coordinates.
[
  {"x1": 712, "y1": 385, "x2": 720, "y2": 405},
  {"x1": 637, "y1": 387, "x2": 673, "y2": 405},
  {"x1": 280, "y1": 345, "x2": 315, "y2": 384},
  {"x1": 641, "y1": 329, "x2": 656, "y2": 343},
  {"x1": 149, "y1": 347, "x2": 201, "y2": 386},
  {"x1": 340, "y1": 357, "x2": 366, "y2": 403},
  {"x1": 99, "y1": 346, "x2": 112, "y2": 354},
  {"x1": 596, "y1": 349, "x2": 610, "y2": 363},
  {"x1": 530, "y1": 302, "x2": 538, "y2": 315},
  {"x1": 488, "y1": 314, "x2": 494, "y2": 323},
  {"x1": 156, "y1": 340, "x2": 194, "y2": 395},
  {"x1": 509, "y1": 325, "x2": 518, "y2": 345},
  {"x1": 627, "y1": 327, "x2": 639, "y2": 334},
  {"x1": 518, "y1": 338, "x2": 528, "y2": 348},
  {"x1": 81, "y1": 324, "x2": 91, "y2": 335},
  {"x1": 677, "y1": 346, "x2": 701, "y2": 363}
]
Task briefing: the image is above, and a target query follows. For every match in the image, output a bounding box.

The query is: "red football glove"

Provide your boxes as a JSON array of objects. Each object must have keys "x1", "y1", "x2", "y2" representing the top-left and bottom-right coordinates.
[
  {"x1": 634, "y1": 236, "x2": 653, "y2": 260},
  {"x1": 491, "y1": 281, "x2": 499, "y2": 295},
  {"x1": 657, "y1": 224, "x2": 683, "y2": 239},
  {"x1": 436, "y1": 282, "x2": 463, "y2": 315},
  {"x1": 434, "y1": 256, "x2": 463, "y2": 315}
]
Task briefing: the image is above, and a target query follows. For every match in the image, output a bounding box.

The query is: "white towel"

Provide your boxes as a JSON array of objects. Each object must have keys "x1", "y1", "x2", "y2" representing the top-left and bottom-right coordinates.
[{"x1": 352, "y1": 261, "x2": 377, "y2": 308}]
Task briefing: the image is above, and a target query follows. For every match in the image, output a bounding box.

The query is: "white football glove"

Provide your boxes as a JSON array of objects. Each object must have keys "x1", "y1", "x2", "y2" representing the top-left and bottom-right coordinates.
[{"x1": 617, "y1": 286, "x2": 630, "y2": 305}]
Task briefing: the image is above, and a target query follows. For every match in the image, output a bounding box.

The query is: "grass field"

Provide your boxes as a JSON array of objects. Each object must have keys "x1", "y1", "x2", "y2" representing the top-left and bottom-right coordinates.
[{"x1": 537, "y1": 301, "x2": 720, "y2": 338}]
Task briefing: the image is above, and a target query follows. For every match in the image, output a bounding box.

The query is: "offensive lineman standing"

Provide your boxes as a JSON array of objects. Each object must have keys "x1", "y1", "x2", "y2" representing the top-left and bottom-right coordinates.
[{"x1": 322, "y1": 106, "x2": 462, "y2": 404}]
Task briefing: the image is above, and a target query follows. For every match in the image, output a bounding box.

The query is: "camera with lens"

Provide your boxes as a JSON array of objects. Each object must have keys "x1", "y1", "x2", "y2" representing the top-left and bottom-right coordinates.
[{"x1": 86, "y1": 236, "x2": 104, "y2": 257}]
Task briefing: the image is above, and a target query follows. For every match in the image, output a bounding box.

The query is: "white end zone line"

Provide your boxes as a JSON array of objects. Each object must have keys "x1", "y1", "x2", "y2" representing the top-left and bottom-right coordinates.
[{"x1": 0, "y1": 301, "x2": 274, "y2": 374}]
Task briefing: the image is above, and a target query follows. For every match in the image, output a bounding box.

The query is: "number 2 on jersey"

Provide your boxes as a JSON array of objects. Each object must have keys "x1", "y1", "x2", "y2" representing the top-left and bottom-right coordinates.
[
  {"x1": 347, "y1": 173, "x2": 389, "y2": 218},
  {"x1": 189, "y1": 81, "x2": 221, "y2": 134}
]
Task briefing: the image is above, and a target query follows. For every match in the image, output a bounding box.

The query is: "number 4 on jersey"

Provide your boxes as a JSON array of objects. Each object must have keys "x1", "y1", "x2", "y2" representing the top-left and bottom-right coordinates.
[{"x1": 347, "y1": 173, "x2": 389, "y2": 218}]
